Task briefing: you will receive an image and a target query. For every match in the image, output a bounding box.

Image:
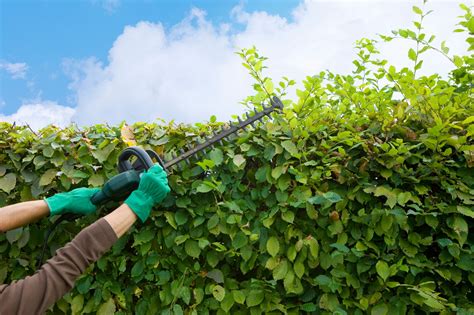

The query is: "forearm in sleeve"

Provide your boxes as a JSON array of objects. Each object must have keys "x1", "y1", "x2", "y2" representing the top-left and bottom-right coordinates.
[{"x1": 0, "y1": 218, "x2": 118, "y2": 315}]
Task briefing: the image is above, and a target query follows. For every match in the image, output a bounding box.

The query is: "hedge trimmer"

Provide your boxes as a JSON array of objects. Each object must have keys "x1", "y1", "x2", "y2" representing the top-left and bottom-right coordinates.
[
  {"x1": 89, "y1": 96, "x2": 283, "y2": 206},
  {"x1": 38, "y1": 96, "x2": 283, "y2": 267}
]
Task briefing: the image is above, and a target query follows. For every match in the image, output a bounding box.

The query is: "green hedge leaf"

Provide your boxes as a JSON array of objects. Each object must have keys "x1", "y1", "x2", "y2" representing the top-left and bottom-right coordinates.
[
  {"x1": 267, "y1": 236, "x2": 280, "y2": 257},
  {"x1": 246, "y1": 290, "x2": 264, "y2": 307},
  {"x1": 0, "y1": 173, "x2": 16, "y2": 193},
  {"x1": 185, "y1": 239, "x2": 201, "y2": 258},
  {"x1": 376, "y1": 261, "x2": 390, "y2": 282},
  {"x1": 212, "y1": 285, "x2": 225, "y2": 302}
]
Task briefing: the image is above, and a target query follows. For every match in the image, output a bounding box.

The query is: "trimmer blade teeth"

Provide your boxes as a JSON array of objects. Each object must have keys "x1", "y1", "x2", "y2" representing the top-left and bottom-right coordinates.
[{"x1": 162, "y1": 97, "x2": 283, "y2": 170}]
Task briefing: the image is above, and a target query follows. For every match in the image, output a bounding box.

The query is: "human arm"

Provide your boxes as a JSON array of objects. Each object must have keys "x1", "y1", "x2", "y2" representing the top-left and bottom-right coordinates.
[
  {"x1": 0, "y1": 203, "x2": 137, "y2": 314},
  {"x1": 0, "y1": 200, "x2": 50, "y2": 233},
  {"x1": 104, "y1": 203, "x2": 138, "y2": 238},
  {"x1": 0, "y1": 216, "x2": 117, "y2": 314},
  {"x1": 0, "y1": 188, "x2": 100, "y2": 233},
  {"x1": 105, "y1": 163, "x2": 170, "y2": 235},
  {"x1": 0, "y1": 165, "x2": 170, "y2": 314}
]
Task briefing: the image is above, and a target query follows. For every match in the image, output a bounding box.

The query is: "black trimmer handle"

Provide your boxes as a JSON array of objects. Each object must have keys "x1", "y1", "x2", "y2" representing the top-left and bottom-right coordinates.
[
  {"x1": 90, "y1": 190, "x2": 108, "y2": 206},
  {"x1": 118, "y1": 146, "x2": 155, "y2": 173},
  {"x1": 145, "y1": 149, "x2": 167, "y2": 172},
  {"x1": 90, "y1": 170, "x2": 141, "y2": 205},
  {"x1": 92, "y1": 146, "x2": 165, "y2": 206}
]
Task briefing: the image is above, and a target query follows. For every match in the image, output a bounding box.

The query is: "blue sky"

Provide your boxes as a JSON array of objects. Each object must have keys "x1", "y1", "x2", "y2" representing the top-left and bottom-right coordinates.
[
  {"x1": 0, "y1": 0, "x2": 468, "y2": 128},
  {"x1": 1, "y1": 0, "x2": 298, "y2": 115}
]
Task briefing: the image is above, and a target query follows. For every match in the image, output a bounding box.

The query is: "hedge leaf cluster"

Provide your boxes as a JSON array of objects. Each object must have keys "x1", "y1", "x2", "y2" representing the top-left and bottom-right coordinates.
[{"x1": 1, "y1": 3, "x2": 473, "y2": 314}]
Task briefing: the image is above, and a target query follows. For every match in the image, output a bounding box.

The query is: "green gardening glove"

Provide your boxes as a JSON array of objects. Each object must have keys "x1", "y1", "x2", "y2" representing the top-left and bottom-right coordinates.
[
  {"x1": 125, "y1": 164, "x2": 170, "y2": 223},
  {"x1": 45, "y1": 187, "x2": 101, "y2": 216}
]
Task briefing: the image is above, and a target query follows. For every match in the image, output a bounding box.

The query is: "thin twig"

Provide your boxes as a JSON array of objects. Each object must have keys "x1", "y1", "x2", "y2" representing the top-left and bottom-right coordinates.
[{"x1": 25, "y1": 123, "x2": 38, "y2": 136}]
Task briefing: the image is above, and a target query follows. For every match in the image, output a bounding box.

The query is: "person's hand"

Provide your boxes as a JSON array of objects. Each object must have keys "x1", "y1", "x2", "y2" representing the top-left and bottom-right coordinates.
[
  {"x1": 45, "y1": 187, "x2": 101, "y2": 216},
  {"x1": 124, "y1": 164, "x2": 170, "y2": 223}
]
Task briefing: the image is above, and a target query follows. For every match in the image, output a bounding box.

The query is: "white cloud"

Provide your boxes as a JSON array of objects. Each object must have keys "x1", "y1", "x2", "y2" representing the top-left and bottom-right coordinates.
[
  {"x1": 0, "y1": 61, "x2": 28, "y2": 79},
  {"x1": 67, "y1": 0, "x2": 468, "y2": 126},
  {"x1": 68, "y1": 9, "x2": 250, "y2": 126},
  {"x1": 0, "y1": 101, "x2": 75, "y2": 130},
  {"x1": 231, "y1": 0, "x2": 467, "y2": 81}
]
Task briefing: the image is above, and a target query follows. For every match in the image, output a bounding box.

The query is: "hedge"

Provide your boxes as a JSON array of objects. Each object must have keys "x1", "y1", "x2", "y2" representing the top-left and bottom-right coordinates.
[{"x1": 0, "y1": 3, "x2": 473, "y2": 315}]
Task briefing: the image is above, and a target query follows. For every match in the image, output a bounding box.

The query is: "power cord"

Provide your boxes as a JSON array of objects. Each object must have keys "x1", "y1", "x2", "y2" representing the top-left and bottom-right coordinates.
[{"x1": 36, "y1": 213, "x2": 79, "y2": 269}]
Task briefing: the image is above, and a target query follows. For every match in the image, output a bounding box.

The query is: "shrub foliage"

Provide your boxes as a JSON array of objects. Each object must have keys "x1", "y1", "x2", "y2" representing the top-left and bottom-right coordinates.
[{"x1": 0, "y1": 3, "x2": 473, "y2": 315}]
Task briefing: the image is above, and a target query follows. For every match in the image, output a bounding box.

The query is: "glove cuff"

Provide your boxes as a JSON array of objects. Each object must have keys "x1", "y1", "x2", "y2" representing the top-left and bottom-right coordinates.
[
  {"x1": 45, "y1": 195, "x2": 67, "y2": 216},
  {"x1": 125, "y1": 190, "x2": 154, "y2": 223}
]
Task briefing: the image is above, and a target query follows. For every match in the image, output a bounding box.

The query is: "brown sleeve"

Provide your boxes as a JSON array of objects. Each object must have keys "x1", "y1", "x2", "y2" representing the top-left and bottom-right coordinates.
[{"x1": 0, "y1": 218, "x2": 117, "y2": 315}]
